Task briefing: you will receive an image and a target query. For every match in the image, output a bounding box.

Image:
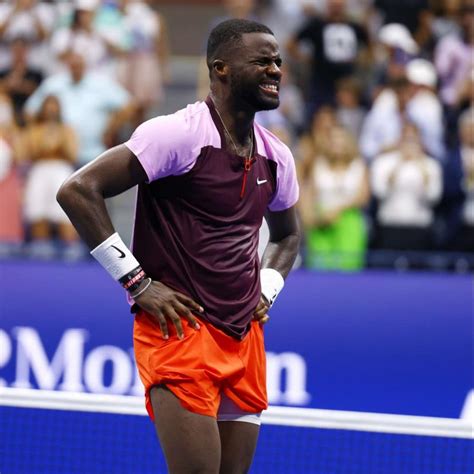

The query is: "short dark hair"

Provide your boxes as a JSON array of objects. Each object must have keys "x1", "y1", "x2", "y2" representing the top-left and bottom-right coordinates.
[{"x1": 206, "y1": 19, "x2": 274, "y2": 68}]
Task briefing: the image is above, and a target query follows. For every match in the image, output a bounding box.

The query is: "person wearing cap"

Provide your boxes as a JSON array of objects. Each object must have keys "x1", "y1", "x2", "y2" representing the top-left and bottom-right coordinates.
[
  {"x1": 405, "y1": 58, "x2": 444, "y2": 161},
  {"x1": 373, "y1": 23, "x2": 418, "y2": 94},
  {"x1": 359, "y1": 59, "x2": 444, "y2": 162}
]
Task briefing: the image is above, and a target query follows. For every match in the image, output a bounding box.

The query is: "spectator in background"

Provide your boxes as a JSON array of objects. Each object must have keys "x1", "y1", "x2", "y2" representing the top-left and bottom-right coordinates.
[
  {"x1": 360, "y1": 60, "x2": 444, "y2": 162},
  {"x1": 334, "y1": 77, "x2": 366, "y2": 138},
  {"x1": 370, "y1": 0, "x2": 436, "y2": 60},
  {"x1": 287, "y1": 0, "x2": 369, "y2": 119},
  {"x1": 373, "y1": 23, "x2": 418, "y2": 96},
  {"x1": 435, "y1": 0, "x2": 474, "y2": 148},
  {"x1": 443, "y1": 109, "x2": 474, "y2": 252},
  {"x1": 116, "y1": 0, "x2": 170, "y2": 125},
  {"x1": 23, "y1": 95, "x2": 78, "y2": 257},
  {"x1": 456, "y1": 110, "x2": 474, "y2": 251},
  {"x1": 0, "y1": 92, "x2": 24, "y2": 245},
  {"x1": 372, "y1": 0, "x2": 431, "y2": 38},
  {"x1": 299, "y1": 126, "x2": 369, "y2": 270},
  {"x1": 256, "y1": 112, "x2": 293, "y2": 147},
  {"x1": 445, "y1": 64, "x2": 474, "y2": 151},
  {"x1": 297, "y1": 105, "x2": 337, "y2": 178},
  {"x1": 371, "y1": 122, "x2": 442, "y2": 250},
  {"x1": 431, "y1": 0, "x2": 462, "y2": 41},
  {"x1": 0, "y1": 37, "x2": 43, "y2": 126},
  {"x1": 360, "y1": 77, "x2": 411, "y2": 161},
  {"x1": 405, "y1": 58, "x2": 445, "y2": 160},
  {"x1": 257, "y1": 0, "x2": 320, "y2": 46},
  {"x1": 434, "y1": 0, "x2": 474, "y2": 108},
  {"x1": 0, "y1": 0, "x2": 56, "y2": 74},
  {"x1": 24, "y1": 51, "x2": 134, "y2": 166},
  {"x1": 49, "y1": 0, "x2": 127, "y2": 77}
]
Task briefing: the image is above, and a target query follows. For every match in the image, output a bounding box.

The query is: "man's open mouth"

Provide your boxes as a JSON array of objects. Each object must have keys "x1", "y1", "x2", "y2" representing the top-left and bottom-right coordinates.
[{"x1": 259, "y1": 83, "x2": 279, "y2": 96}]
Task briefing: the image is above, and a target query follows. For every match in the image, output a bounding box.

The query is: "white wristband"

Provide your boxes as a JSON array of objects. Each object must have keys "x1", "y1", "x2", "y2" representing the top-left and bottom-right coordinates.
[
  {"x1": 90, "y1": 232, "x2": 140, "y2": 281},
  {"x1": 260, "y1": 268, "x2": 284, "y2": 307}
]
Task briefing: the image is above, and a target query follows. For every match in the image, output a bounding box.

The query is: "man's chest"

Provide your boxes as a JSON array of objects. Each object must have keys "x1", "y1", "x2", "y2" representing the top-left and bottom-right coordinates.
[{"x1": 149, "y1": 147, "x2": 277, "y2": 223}]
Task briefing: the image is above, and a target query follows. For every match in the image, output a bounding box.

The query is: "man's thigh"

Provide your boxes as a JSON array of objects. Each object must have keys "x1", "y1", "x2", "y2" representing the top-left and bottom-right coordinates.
[
  {"x1": 150, "y1": 386, "x2": 221, "y2": 474},
  {"x1": 218, "y1": 420, "x2": 260, "y2": 474},
  {"x1": 217, "y1": 393, "x2": 261, "y2": 474}
]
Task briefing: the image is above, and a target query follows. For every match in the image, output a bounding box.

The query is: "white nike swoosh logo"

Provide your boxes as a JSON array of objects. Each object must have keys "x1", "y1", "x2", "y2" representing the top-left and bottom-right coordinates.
[{"x1": 257, "y1": 178, "x2": 267, "y2": 185}]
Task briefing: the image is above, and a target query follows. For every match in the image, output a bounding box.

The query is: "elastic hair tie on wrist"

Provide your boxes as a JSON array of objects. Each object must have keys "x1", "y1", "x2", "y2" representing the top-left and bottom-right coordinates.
[{"x1": 130, "y1": 278, "x2": 152, "y2": 299}]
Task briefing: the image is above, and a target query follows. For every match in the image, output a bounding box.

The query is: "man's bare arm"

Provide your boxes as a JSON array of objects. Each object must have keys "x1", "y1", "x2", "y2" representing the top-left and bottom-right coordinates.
[
  {"x1": 261, "y1": 206, "x2": 301, "y2": 278},
  {"x1": 56, "y1": 144, "x2": 146, "y2": 249},
  {"x1": 253, "y1": 206, "x2": 300, "y2": 324},
  {"x1": 57, "y1": 144, "x2": 203, "y2": 340}
]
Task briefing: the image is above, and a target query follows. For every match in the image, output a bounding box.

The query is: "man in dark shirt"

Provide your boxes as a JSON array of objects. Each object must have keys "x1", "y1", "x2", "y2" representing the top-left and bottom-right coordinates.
[
  {"x1": 0, "y1": 37, "x2": 43, "y2": 126},
  {"x1": 287, "y1": 0, "x2": 368, "y2": 121},
  {"x1": 57, "y1": 19, "x2": 300, "y2": 473}
]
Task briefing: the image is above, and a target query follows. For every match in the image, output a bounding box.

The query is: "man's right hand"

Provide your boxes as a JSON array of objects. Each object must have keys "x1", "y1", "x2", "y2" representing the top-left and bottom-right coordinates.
[{"x1": 134, "y1": 281, "x2": 203, "y2": 340}]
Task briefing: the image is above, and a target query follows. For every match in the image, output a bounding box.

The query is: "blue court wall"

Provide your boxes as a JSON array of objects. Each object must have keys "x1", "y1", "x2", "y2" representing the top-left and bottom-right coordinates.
[{"x1": 0, "y1": 260, "x2": 472, "y2": 419}]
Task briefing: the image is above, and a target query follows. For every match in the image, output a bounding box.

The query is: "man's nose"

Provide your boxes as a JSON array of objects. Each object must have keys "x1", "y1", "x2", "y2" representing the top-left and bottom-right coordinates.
[{"x1": 268, "y1": 62, "x2": 282, "y2": 78}]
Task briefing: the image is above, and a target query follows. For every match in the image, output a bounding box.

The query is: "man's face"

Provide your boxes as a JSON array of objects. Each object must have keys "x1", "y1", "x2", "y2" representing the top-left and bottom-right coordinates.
[
  {"x1": 327, "y1": 0, "x2": 346, "y2": 17},
  {"x1": 67, "y1": 53, "x2": 86, "y2": 82},
  {"x1": 227, "y1": 32, "x2": 282, "y2": 112},
  {"x1": 11, "y1": 39, "x2": 29, "y2": 62}
]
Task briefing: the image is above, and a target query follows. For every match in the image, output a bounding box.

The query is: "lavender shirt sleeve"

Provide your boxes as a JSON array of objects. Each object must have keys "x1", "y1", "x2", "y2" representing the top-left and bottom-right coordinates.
[
  {"x1": 124, "y1": 112, "x2": 196, "y2": 182},
  {"x1": 267, "y1": 142, "x2": 300, "y2": 212}
]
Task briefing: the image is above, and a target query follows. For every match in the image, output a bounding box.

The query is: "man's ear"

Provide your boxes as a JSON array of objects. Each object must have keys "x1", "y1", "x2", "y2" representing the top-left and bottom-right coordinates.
[{"x1": 212, "y1": 59, "x2": 228, "y2": 79}]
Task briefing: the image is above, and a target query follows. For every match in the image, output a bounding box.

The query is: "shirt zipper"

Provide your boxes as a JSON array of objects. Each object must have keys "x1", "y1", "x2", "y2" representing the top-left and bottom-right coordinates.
[{"x1": 240, "y1": 157, "x2": 255, "y2": 199}]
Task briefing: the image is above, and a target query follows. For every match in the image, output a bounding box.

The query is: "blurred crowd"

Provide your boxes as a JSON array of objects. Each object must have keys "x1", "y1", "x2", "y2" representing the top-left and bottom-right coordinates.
[
  {"x1": 255, "y1": 0, "x2": 473, "y2": 271},
  {"x1": 0, "y1": 0, "x2": 472, "y2": 271},
  {"x1": 0, "y1": 0, "x2": 169, "y2": 259}
]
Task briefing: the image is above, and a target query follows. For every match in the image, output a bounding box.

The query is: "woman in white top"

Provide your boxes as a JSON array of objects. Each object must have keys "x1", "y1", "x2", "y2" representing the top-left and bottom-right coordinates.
[
  {"x1": 23, "y1": 94, "x2": 78, "y2": 244},
  {"x1": 300, "y1": 126, "x2": 370, "y2": 270},
  {"x1": 371, "y1": 122, "x2": 442, "y2": 250}
]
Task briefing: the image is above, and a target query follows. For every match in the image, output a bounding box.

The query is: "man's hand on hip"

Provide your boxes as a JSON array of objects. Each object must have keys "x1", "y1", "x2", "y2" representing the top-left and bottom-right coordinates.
[
  {"x1": 135, "y1": 281, "x2": 203, "y2": 340},
  {"x1": 253, "y1": 296, "x2": 270, "y2": 325}
]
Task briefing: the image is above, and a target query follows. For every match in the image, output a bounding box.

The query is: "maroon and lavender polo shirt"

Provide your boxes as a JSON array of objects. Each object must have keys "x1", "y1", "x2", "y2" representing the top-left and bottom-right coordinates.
[{"x1": 125, "y1": 97, "x2": 299, "y2": 339}]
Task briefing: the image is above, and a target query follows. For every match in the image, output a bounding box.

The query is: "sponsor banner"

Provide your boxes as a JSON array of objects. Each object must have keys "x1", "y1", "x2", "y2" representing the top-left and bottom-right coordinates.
[{"x1": 0, "y1": 261, "x2": 471, "y2": 418}]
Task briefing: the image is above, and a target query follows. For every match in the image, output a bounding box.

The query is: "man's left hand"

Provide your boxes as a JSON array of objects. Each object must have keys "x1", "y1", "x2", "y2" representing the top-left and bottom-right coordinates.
[{"x1": 253, "y1": 296, "x2": 270, "y2": 325}]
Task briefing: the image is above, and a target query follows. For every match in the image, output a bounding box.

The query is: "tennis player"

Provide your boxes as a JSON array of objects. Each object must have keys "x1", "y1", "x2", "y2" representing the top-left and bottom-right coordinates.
[{"x1": 57, "y1": 19, "x2": 300, "y2": 474}]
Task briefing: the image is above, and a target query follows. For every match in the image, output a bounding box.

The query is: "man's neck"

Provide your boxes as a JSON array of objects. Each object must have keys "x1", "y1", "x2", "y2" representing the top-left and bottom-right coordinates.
[
  {"x1": 71, "y1": 74, "x2": 84, "y2": 85},
  {"x1": 209, "y1": 92, "x2": 255, "y2": 145}
]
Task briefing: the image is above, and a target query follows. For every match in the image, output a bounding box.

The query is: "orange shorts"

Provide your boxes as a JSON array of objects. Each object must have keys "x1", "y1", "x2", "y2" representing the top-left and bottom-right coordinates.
[{"x1": 133, "y1": 311, "x2": 268, "y2": 420}]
